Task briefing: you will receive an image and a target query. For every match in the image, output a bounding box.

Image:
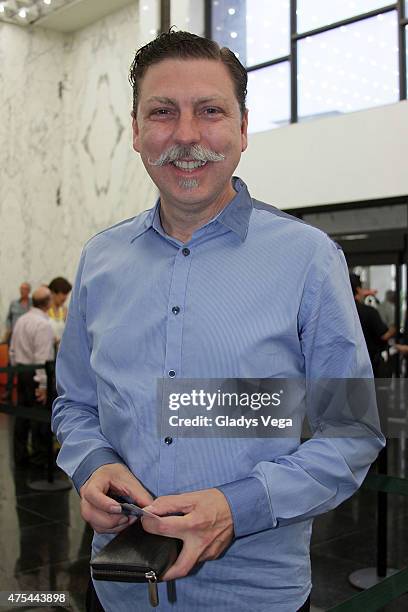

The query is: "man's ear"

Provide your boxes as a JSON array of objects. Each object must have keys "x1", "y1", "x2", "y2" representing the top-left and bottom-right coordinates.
[
  {"x1": 241, "y1": 109, "x2": 248, "y2": 152},
  {"x1": 132, "y1": 115, "x2": 141, "y2": 153}
]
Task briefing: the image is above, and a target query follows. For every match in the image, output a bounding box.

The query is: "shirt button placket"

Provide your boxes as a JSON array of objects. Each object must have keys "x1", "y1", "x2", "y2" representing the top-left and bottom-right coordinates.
[{"x1": 158, "y1": 245, "x2": 192, "y2": 495}]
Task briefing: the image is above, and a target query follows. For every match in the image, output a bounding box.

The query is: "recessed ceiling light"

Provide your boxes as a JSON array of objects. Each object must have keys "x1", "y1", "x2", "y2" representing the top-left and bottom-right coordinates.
[{"x1": 18, "y1": 8, "x2": 27, "y2": 18}]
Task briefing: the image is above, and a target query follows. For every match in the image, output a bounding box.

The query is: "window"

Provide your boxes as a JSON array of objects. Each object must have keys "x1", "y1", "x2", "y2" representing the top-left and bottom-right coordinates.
[
  {"x1": 298, "y1": 13, "x2": 399, "y2": 120},
  {"x1": 211, "y1": 0, "x2": 289, "y2": 67},
  {"x1": 297, "y1": 0, "x2": 392, "y2": 33},
  {"x1": 211, "y1": 0, "x2": 290, "y2": 132},
  {"x1": 208, "y1": 1, "x2": 407, "y2": 130},
  {"x1": 247, "y1": 63, "x2": 290, "y2": 132}
]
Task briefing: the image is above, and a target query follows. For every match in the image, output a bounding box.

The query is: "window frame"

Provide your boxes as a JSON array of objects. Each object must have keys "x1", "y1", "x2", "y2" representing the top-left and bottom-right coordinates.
[{"x1": 206, "y1": 0, "x2": 407, "y2": 124}]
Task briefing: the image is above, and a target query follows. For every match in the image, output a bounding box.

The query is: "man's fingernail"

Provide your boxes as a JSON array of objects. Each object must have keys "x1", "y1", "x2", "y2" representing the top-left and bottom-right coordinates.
[
  {"x1": 128, "y1": 516, "x2": 137, "y2": 525},
  {"x1": 143, "y1": 505, "x2": 153, "y2": 512},
  {"x1": 118, "y1": 517, "x2": 129, "y2": 525},
  {"x1": 109, "y1": 505, "x2": 122, "y2": 514}
]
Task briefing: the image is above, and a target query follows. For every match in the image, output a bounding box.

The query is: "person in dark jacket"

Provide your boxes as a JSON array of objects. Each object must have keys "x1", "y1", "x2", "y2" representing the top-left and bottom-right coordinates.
[{"x1": 350, "y1": 273, "x2": 393, "y2": 376}]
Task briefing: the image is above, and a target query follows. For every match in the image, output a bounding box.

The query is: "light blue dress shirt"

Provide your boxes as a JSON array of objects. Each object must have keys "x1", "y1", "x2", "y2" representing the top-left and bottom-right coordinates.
[{"x1": 52, "y1": 178, "x2": 384, "y2": 612}]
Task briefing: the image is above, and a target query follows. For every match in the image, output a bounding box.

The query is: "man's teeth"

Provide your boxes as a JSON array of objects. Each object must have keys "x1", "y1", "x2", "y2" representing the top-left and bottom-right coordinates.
[{"x1": 172, "y1": 160, "x2": 207, "y2": 171}]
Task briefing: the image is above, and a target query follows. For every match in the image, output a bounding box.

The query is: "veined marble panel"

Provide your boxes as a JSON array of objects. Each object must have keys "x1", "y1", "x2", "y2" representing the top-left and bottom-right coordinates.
[
  {"x1": 0, "y1": 22, "x2": 65, "y2": 329},
  {"x1": 0, "y1": 2, "x2": 157, "y2": 331},
  {"x1": 60, "y1": 0, "x2": 157, "y2": 287}
]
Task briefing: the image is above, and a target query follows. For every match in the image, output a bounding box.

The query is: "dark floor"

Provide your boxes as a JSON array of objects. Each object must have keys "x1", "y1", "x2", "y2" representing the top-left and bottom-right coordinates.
[{"x1": 0, "y1": 412, "x2": 407, "y2": 611}]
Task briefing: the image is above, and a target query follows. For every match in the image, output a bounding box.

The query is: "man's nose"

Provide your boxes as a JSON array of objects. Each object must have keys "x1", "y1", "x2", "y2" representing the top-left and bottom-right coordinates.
[{"x1": 173, "y1": 112, "x2": 200, "y2": 145}]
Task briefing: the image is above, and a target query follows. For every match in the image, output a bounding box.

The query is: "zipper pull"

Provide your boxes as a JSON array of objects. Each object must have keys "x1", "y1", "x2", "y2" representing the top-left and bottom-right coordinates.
[{"x1": 145, "y1": 570, "x2": 159, "y2": 607}]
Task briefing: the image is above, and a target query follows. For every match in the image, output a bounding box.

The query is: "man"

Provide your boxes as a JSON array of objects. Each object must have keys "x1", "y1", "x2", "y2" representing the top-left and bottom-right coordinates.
[
  {"x1": 52, "y1": 32, "x2": 384, "y2": 612},
  {"x1": 1, "y1": 282, "x2": 32, "y2": 400},
  {"x1": 350, "y1": 274, "x2": 393, "y2": 377},
  {"x1": 10, "y1": 286, "x2": 55, "y2": 465},
  {"x1": 3, "y1": 282, "x2": 32, "y2": 343}
]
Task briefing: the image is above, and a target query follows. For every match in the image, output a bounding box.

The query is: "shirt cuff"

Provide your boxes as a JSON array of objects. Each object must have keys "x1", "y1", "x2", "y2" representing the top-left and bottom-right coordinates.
[
  {"x1": 72, "y1": 447, "x2": 125, "y2": 493},
  {"x1": 217, "y1": 477, "x2": 275, "y2": 538}
]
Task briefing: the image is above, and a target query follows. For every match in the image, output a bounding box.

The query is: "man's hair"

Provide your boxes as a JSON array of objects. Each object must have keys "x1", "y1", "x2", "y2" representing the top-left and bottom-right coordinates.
[
  {"x1": 48, "y1": 277, "x2": 72, "y2": 295},
  {"x1": 350, "y1": 273, "x2": 362, "y2": 297},
  {"x1": 129, "y1": 30, "x2": 247, "y2": 117},
  {"x1": 32, "y1": 288, "x2": 51, "y2": 309}
]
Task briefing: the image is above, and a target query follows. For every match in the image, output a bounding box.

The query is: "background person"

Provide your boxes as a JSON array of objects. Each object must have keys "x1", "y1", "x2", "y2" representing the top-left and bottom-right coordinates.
[
  {"x1": 350, "y1": 273, "x2": 394, "y2": 376},
  {"x1": 1, "y1": 282, "x2": 32, "y2": 401},
  {"x1": 10, "y1": 286, "x2": 55, "y2": 466},
  {"x1": 48, "y1": 277, "x2": 72, "y2": 343}
]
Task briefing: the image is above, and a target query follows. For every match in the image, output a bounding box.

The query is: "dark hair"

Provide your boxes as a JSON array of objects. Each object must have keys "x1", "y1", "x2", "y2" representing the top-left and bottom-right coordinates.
[
  {"x1": 129, "y1": 30, "x2": 247, "y2": 117},
  {"x1": 49, "y1": 277, "x2": 72, "y2": 295},
  {"x1": 349, "y1": 273, "x2": 362, "y2": 297}
]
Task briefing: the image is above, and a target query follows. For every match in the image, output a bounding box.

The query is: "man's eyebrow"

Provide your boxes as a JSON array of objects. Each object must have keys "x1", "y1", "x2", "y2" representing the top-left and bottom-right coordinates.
[
  {"x1": 145, "y1": 96, "x2": 229, "y2": 105},
  {"x1": 193, "y1": 96, "x2": 229, "y2": 105},
  {"x1": 146, "y1": 96, "x2": 177, "y2": 105}
]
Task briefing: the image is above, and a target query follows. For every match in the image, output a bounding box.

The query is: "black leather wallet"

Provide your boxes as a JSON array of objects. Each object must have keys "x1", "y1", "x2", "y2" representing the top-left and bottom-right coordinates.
[{"x1": 91, "y1": 520, "x2": 182, "y2": 607}]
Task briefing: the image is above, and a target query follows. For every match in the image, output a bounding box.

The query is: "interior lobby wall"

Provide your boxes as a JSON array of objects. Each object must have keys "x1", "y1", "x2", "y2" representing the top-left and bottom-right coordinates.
[
  {"x1": 237, "y1": 100, "x2": 408, "y2": 210},
  {"x1": 0, "y1": 22, "x2": 65, "y2": 332},
  {"x1": 0, "y1": 1, "x2": 157, "y2": 332}
]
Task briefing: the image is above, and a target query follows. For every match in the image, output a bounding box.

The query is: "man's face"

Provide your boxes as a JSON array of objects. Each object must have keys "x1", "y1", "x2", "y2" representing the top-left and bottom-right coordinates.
[
  {"x1": 132, "y1": 58, "x2": 248, "y2": 211},
  {"x1": 20, "y1": 283, "x2": 30, "y2": 299}
]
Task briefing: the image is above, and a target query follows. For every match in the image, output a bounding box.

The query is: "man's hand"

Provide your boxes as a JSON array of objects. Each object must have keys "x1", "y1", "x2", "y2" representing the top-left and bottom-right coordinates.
[
  {"x1": 80, "y1": 463, "x2": 154, "y2": 534},
  {"x1": 35, "y1": 388, "x2": 47, "y2": 404},
  {"x1": 141, "y1": 488, "x2": 234, "y2": 580}
]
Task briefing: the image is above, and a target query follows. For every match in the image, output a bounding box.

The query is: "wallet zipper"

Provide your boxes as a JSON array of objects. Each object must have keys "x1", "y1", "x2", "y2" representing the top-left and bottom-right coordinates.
[{"x1": 145, "y1": 570, "x2": 159, "y2": 607}]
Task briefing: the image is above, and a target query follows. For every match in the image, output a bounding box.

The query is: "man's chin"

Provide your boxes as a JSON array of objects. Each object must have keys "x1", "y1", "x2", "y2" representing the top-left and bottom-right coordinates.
[{"x1": 178, "y1": 177, "x2": 200, "y2": 190}]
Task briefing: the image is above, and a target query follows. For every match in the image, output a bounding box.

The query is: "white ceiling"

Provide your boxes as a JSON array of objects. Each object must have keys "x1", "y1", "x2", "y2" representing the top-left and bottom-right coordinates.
[
  {"x1": 0, "y1": 0, "x2": 135, "y2": 32},
  {"x1": 37, "y1": 0, "x2": 135, "y2": 32}
]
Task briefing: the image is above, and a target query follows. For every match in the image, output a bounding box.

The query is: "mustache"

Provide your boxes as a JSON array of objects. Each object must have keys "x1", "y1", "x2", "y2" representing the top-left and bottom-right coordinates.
[{"x1": 148, "y1": 145, "x2": 225, "y2": 166}]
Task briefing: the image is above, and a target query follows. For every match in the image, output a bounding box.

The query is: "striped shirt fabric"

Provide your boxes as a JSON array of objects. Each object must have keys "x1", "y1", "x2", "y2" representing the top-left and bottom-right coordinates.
[{"x1": 52, "y1": 177, "x2": 384, "y2": 612}]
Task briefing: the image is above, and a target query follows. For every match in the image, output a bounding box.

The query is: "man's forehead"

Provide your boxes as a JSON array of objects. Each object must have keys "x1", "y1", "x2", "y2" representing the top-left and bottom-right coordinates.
[{"x1": 139, "y1": 58, "x2": 235, "y2": 94}]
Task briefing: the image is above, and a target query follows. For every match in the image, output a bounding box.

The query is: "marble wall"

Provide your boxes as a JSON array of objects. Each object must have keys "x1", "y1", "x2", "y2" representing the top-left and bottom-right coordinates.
[{"x1": 0, "y1": 1, "x2": 157, "y2": 332}]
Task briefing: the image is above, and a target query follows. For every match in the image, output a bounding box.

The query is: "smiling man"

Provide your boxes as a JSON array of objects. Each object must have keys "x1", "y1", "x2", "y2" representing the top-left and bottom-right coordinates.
[{"x1": 52, "y1": 31, "x2": 383, "y2": 612}]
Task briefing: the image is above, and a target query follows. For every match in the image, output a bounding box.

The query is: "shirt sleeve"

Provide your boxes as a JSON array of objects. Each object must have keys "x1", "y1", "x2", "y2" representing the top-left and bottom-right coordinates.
[
  {"x1": 218, "y1": 238, "x2": 385, "y2": 537},
  {"x1": 51, "y1": 251, "x2": 125, "y2": 491}
]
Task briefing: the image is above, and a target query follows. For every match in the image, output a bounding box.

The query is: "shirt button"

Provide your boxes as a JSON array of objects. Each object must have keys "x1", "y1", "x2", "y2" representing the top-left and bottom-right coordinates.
[
  {"x1": 172, "y1": 306, "x2": 180, "y2": 315},
  {"x1": 164, "y1": 437, "x2": 173, "y2": 445},
  {"x1": 168, "y1": 370, "x2": 176, "y2": 377},
  {"x1": 182, "y1": 247, "x2": 190, "y2": 256}
]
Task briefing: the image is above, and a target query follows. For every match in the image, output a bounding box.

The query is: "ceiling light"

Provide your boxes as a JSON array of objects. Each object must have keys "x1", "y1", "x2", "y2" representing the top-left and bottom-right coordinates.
[
  {"x1": 19, "y1": 8, "x2": 27, "y2": 18},
  {"x1": 0, "y1": 4, "x2": 4, "y2": 13},
  {"x1": 230, "y1": 31, "x2": 237, "y2": 38},
  {"x1": 228, "y1": 8, "x2": 235, "y2": 15},
  {"x1": 44, "y1": 0, "x2": 52, "y2": 5}
]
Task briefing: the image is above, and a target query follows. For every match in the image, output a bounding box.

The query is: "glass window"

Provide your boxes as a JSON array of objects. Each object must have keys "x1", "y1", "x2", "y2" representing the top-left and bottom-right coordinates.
[
  {"x1": 247, "y1": 63, "x2": 290, "y2": 133},
  {"x1": 297, "y1": 0, "x2": 392, "y2": 33},
  {"x1": 298, "y1": 12, "x2": 399, "y2": 120},
  {"x1": 211, "y1": 0, "x2": 289, "y2": 67}
]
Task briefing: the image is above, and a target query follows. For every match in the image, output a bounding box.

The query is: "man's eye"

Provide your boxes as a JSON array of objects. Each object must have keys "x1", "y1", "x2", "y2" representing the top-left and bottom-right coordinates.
[
  {"x1": 204, "y1": 107, "x2": 221, "y2": 115},
  {"x1": 151, "y1": 109, "x2": 171, "y2": 116}
]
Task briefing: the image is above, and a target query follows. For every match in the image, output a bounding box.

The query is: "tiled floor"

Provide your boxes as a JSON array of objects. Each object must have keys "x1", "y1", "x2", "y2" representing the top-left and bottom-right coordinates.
[{"x1": 0, "y1": 412, "x2": 407, "y2": 611}]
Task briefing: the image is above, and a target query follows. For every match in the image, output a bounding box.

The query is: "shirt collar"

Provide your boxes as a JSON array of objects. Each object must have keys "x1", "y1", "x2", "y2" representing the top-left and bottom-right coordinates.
[
  {"x1": 30, "y1": 307, "x2": 49, "y2": 319},
  {"x1": 130, "y1": 177, "x2": 252, "y2": 244}
]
